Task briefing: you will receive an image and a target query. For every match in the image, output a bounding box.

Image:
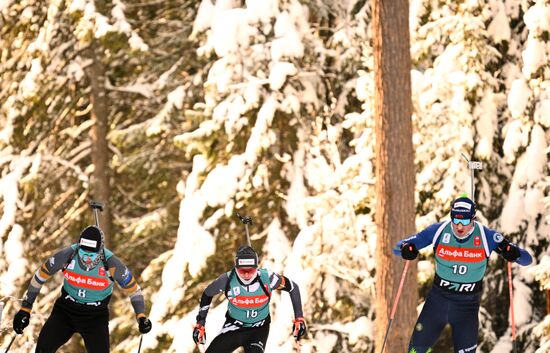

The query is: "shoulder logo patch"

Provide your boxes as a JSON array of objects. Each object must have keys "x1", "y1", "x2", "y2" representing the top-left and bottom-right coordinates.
[
  {"x1": 67, "y1": 259, "x2": 76, "y2": 270},
  {"x1": 493, "y1": 233, "x2": 503, "y2": 243}
]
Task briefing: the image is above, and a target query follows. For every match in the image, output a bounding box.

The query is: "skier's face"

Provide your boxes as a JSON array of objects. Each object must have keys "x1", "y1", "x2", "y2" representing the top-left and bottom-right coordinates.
[
  {"x1": 236, "y1": 267, "x2": 257, "y2": 281},
  {"x1": 78, "y1": 249, "x2": 99, "y2": 267},
  {"x1": 451, "y1": 217, "x2": 474, "y2": 237}
]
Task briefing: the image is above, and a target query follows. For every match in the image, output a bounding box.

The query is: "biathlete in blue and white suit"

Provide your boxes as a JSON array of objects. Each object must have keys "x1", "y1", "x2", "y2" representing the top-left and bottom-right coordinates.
[
  {"x1": 12, "y1": 226, "x2": 152, "y2": 353},
  {"x1": 394, "y1": 195, "x2": 532, "y2": 353},
  {"x1": 192, "y1": 245, "x2": 307, "y2": 353}
]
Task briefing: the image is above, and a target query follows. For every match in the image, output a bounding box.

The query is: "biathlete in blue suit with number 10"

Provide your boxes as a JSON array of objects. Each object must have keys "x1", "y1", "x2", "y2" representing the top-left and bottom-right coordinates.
[{"x1": 394, "y1": 195, "x2": 532, "y2": 353}]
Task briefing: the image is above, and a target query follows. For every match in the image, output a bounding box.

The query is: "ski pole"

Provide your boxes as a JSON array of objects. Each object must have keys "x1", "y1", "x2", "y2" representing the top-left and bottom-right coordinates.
[
  {"x1": 137, "y1": 335, "x2": 143, "y2": 353},
  {"x1": 507, "y1": 262, "x2": 517, "y2": 353},
  {"x1": 236, "y1": 213, "x2": 253, "y2": 246},
  {"x1": 4, "y1": 335, "x2": 16, "y2": 353},
  {"x1": 89, "y1": 201, "x2": 104, "y2": 227},
  {"x1": 379, "y1": 260, "x2": 411, "y2": 353}
]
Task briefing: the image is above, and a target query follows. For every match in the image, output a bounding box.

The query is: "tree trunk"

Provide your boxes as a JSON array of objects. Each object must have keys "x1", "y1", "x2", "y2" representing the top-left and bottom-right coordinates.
[
  {"x1": 85, "y1": 39, "x2": 113, "y2": 247},
  {"x1": 372, "y1": 0, "x2": 418, "y2": 352}
]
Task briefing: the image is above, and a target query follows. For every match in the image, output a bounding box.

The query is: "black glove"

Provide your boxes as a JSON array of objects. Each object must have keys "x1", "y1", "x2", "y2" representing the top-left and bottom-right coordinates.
[
  {"x1": 292, "y1": 317, "x2": 307, "y2": 341},
  {"x1": 193, "y1": 323, "x2": 206, "y2": 345},
  {"x1": 497, "y1": 239, "x2": 520, "y2": 262},
  {"x1": 13, "y1": 309, "x2": 30, "y2": 334},
  {"x1": 138, "y1": 316, "x2": 152, "y2": 334},
  {"x1": 400, "y1": 242, "x2": 418, "y2": 260}
]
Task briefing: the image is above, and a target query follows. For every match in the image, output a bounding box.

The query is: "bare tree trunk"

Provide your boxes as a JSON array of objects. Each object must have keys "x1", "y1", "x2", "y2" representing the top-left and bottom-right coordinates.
[
  {"x1": 85, "y1": 39, "x2": 113, "y2": 247},
  {"x1": 373, "y1": 0, "x2": 418, "y2": 352}
]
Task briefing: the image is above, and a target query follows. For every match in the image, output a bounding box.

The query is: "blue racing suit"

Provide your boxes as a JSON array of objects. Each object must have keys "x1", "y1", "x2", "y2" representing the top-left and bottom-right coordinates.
[{"x1": 394, "y1": 220, "x2": 532, "y2": 353}]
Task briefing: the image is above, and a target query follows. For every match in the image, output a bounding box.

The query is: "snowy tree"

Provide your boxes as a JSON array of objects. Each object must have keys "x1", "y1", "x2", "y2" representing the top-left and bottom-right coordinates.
[
  {"x1": 0, "y1": 0, "x2": 193, "y2": 350},
  {"x1": 140, "y1": 0, "x2": 378, "y2": 352}
]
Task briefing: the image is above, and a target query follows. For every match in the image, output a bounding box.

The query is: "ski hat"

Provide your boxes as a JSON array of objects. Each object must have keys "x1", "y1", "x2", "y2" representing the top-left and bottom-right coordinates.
[
  {"x1": 235, "y1": 245, "x2": 258, "y2": 268},
  {"x1": 450, "y1": 195, "x2": 476, "y2": 220},
  {"x1": 78, "y1": 225, "x2": 104, "y2": 253}
]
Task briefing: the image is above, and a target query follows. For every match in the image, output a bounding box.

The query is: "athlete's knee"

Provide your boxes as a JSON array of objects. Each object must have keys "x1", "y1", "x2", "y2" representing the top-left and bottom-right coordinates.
[
  {"x1": 245, "y1": 341, "x2": 266, "y2": 353},
  {"x1": 455, "y1": 343, "x2": 477, "y2": 353}
]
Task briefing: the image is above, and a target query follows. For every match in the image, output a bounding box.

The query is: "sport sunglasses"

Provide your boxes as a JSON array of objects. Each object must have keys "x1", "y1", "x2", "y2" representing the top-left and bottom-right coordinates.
[{"x1": 452, "y1": 218, "x2": 472, "y2": 226}]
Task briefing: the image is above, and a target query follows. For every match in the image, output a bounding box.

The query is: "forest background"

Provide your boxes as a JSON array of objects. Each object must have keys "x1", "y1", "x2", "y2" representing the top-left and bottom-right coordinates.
[{"x1": 0, "y1": 0, "x2": 550, "y2": 353}]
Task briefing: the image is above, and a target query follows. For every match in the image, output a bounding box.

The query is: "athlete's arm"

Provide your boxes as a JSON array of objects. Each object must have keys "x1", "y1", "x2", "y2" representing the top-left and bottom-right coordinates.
[
  {"x1": 483, "y1": 227, "x2": 533, "y2": 266},
  {"x1": 270, "y1": 272, "x2": 304, "y2": 318},
  {"x1": 196, "y1": 274, "x2": 230, "y2": 325},
  {"x1": 107, "y1": 255, "x2": 146, "y2": 317},
  {"x1": 393, "y1": 222, "x2": 446, "y2": 256},
  {"x1": 21, "y1": 246, "x2": 74, "y2": 312}
]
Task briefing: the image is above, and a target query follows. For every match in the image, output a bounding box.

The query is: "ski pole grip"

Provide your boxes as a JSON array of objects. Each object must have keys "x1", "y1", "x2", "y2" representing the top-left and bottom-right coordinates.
[
  {"x1": 236, "y1": 213, "x2": 253, "y2": 225},
  {"x1": 89, "y1": 201, "x2": 104, "y2": 211},
  {"x1": 468, "y1": 161, "x2": 483, "y2": 170}
]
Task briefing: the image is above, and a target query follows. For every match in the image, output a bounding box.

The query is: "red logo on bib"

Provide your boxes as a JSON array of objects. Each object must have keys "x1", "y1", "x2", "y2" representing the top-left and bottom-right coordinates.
[
  {"x1": 436, "y1": 245, "x2": 486, "y2": 262},
  {"x1": 474, "y1": 236, "x2": 481, "y2": 246},
  {"x1": 230, "y1": 295, "x2": 269, "y2": 308},
  {"x1": 64, "y1": 271, "x2": 109, "y2": 289},
  {"x1": 99, "y1": 267, "x2": 106, "y2": 277}
]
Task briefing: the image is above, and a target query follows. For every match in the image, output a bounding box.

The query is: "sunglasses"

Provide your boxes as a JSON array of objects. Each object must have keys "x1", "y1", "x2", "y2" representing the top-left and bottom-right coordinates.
[
  {"x1": 452, "y1": 218, "x2": 472, "y2": 226},
  {"x1": 78, "y1": 249, "x2": 99, "y2": 261},
  {"x1": 236, "y1": 267, "x2": 257, "y2": 277}
]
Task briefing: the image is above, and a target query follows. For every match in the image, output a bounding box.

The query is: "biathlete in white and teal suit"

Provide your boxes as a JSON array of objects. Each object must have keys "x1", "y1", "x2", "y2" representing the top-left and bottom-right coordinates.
[
  {"x1": 394, "y1": 195, "x2": 533, "y2": 353},
  {"x1": 192, "y1": 246, "x2": 307, "y2": 353},
  {"x1": 12, "y1": 226, "x2": 152, "y2": 353}
]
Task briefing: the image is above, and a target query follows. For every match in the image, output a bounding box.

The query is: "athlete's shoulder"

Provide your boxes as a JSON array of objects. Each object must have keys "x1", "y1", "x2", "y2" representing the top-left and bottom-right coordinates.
[
  {"x1": 45, "y1": 245, "x2": 76, "y2": 271},
  {"x1": 413, "y1": 221, "x2": 449, "y2": 241},
  {"x1": 103, "y1": 248, "x2": 114, "y2": 259},
  {"x1": 56, "y1": 245, "x2": 78, "y2": 260},
  {"x1": 430, "y1": 220, "x2": 450, "y2": 231},
  {"x1": 475, "y1": 223, "x2": 504, "y2": 246}
]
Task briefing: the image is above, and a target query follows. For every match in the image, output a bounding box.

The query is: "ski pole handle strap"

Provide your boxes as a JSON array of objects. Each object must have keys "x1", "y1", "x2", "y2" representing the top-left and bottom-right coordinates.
[
  {"x1": 292, "y1": 317, "x2": 307, "y2": 341},
  {"x1": 193, "y1": 323, "x2": 206, "y2": 345}
]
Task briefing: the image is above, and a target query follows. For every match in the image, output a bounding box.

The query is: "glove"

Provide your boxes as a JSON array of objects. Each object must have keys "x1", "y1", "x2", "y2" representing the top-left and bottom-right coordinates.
[
  {"x1": 292, "y1": 317, "x2": 307, "y2": 341},
  {"x1": 497, "y1": 239, "x2": 520, "y2": 262},
  {"x1": 400, "y1": 242, "x2": 418, "y2": 260},
  {"x1": 138, "y1": 316, "x2": 152, "y2": 334},
  {"x1": 13, "y1": 309, "x2": 30, "y2": 334},
  {"x1": 193, "y1": 323, "x2": 206, "y2": 345}
]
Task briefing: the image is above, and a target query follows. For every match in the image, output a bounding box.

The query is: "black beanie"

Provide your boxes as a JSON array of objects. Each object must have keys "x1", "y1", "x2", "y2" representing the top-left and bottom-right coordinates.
[
  {"x1": 450, "y1": 196, "x2": 476, "y2": 219},
  {"x1": 235, "y1": 245, "x2": 258, "y2": 268},
  {"x1": 78, "y1": 226, "x2": 103, "y2": 252}
]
